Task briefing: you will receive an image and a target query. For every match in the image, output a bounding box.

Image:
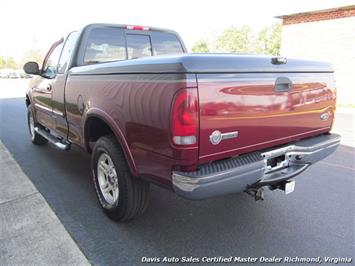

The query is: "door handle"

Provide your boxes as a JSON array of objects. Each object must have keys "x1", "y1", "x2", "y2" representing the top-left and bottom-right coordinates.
[
  {"x1": 46, "y1": 84, "x2": 52, "y2": 91},
  {"x1": 274, "y1": 77, "x2": 293, "y2": 92}
]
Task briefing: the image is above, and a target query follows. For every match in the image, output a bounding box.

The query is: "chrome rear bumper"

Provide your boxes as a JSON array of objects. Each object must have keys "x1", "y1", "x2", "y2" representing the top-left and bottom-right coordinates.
[{"x1": 172, "y1": 133, "x2": 341, "y2": 200}]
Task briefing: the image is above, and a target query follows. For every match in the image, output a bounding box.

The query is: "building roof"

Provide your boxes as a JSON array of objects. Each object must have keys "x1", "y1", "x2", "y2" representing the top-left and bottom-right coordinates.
[
  {"x1": 276, "y1": 5, "x2": 355, "y2": 19},
  {"x1": 276, "y1": 5, "x2": 355, "y2": 25}
]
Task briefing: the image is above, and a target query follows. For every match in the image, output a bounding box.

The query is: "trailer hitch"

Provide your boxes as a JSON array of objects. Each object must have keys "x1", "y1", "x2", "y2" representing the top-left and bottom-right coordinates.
[
  {"x1": 244, "y1": 187, "x2": 265, "y2": 201},
  {"x1": 245, "y1": 179, "x2": 295, "y2": 201}
]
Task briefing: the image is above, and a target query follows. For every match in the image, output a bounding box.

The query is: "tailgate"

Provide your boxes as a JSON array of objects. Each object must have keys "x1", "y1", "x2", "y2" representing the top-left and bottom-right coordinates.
[{"x1": 198, "y1": 72, "x2": 336, "y2": 163}]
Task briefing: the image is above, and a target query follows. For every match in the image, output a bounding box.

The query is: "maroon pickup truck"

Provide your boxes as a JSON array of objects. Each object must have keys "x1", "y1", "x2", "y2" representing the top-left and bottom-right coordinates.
[{"x1": 24, "y1": 23, "x2": 340, "y2": 221}]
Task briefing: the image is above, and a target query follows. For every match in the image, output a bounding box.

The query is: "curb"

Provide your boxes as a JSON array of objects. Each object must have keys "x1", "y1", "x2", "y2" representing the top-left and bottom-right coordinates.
[{"x1": 0, "y1": 140, "x2": 90, "y2": 265}]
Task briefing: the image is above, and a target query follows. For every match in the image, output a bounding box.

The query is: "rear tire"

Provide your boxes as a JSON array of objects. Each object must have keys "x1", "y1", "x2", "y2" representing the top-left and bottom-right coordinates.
[
  {"x1": 27, "y1": 105, "x2": 48, "y2": 145},
  {"x1": 92, "y1": 135, "x2": 150, "y2": 222}
]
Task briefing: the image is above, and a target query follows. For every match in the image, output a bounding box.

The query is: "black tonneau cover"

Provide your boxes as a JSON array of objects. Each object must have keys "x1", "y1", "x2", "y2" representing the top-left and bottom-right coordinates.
[{"x1": 70, "y1": 54, "x2": 333, "y2": 75}]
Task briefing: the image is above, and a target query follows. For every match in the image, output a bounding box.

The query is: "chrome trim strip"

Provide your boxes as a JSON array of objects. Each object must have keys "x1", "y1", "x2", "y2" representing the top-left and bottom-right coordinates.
[
  {"x1": 221, "y1": 131, "x2": 238, "y2": 140},
  {"x1": 209, "y1": 131, "x2": 238, "y2": 145},
  {"x1": 53, "y1": 109, "x2": 64, "y2": 117},
  {"x1": 35, "y1": 104, "x2": 64, "y2": 117},
  {"x1": 34, "y1": 103, "x2": 52, "y2": 113}
]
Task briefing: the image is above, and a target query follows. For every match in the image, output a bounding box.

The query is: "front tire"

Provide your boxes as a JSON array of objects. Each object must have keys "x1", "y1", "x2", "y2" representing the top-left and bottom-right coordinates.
[
  {"x1": 27, "y1": 105, "x2": 48, "y2": 145},
  {"x1": 92, "y1": 135, "x2": 150, "y2": 222}
]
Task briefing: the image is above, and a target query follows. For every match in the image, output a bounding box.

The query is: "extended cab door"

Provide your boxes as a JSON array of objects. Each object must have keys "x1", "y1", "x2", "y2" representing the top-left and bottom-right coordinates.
[
  {"x1": 52, "y1": 32, "x2": 79, "y2": 138},
  {"x1": 32, "y1": 39, "x2": 64, "y2": 129}
]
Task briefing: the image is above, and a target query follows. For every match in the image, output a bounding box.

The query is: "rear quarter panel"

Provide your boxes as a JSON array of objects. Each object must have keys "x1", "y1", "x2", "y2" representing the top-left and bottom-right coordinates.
[{"x1": 65, "y1": 72, "x2": 197, "y2": 187}]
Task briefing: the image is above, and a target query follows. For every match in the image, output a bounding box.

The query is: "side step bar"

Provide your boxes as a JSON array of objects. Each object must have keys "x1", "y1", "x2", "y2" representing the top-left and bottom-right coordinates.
[{"x1": 34, "y1": 127, "x2": 70, "y2": 150}]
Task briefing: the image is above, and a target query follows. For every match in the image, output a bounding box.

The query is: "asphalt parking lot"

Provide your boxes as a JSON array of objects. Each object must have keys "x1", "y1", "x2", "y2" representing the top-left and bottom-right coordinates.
[{"x1": 0, "y1": 80, "x2": 354, "y2": 265}]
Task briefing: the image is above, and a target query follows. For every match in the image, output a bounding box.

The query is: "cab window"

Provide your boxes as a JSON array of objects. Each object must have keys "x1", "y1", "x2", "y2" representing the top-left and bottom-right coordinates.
[
  {"x1": 83, "y1": 27, "x2": 126, "y2": 64},
  {"x1": 150, "y1": 32, "x2": 184, "y2": 55},
  {"x1": 42, "y1": 41, "x2": 64, "y2": 78},
  {"x1": 58, "y1": 32, "x2": 78, "y2": 74},
  {"x1": 126, "y1": 34, "x2": 152, "y2": 59}
]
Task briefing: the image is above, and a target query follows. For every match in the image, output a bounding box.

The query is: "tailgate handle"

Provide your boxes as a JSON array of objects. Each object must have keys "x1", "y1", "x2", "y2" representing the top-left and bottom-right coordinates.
[{"x1": 274, "y1": 77, "x2": 293, "y2": 92}]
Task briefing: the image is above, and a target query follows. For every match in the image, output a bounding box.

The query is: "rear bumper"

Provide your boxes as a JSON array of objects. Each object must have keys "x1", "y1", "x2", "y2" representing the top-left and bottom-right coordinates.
[{"x1": 172, "y1": 133, "x2": 341, "y2": 200}]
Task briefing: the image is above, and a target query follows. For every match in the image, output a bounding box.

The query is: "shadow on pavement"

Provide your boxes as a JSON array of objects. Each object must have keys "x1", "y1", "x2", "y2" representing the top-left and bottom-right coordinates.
[{"x1": 1, "y1": 97, "x2": 354, "y2": 265}]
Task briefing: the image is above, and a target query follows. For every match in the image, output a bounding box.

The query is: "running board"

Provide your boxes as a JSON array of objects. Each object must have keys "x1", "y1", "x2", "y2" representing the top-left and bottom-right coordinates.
[{"x1": 34, "y1": 127, "x2": 70, "y2": 150}]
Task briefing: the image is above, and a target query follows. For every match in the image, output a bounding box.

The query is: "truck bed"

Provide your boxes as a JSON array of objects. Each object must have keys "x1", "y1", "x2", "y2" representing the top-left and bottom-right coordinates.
[{"x1": 70, "y1": 54, "x2": 335, "y2": 164}]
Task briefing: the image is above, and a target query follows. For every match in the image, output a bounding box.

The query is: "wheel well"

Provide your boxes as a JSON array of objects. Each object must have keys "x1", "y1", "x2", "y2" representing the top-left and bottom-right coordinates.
[
  {"x1": 84, "y1": 116, "x2": 137, "y2": 177},
  {"x1": 85, "y1": 117, "x2": 114, "y2": 153}
]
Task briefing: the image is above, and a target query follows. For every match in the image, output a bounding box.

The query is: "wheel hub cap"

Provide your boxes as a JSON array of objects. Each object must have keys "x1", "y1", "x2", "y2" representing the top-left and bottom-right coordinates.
[{"x1": 97, "y1": 153, "x2": 119, "y2": 205}]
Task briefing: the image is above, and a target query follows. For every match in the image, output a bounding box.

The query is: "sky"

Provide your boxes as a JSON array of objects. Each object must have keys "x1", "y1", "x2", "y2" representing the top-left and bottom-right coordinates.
[{"x1": 1, "y1": 0, "x2": 355, "y2": 60}]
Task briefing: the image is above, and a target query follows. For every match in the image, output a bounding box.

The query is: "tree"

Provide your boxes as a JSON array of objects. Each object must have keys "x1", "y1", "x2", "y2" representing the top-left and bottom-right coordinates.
[
  {"x1": 215, "y1": 26, "x2": 256, "y2": 53},
  {"x1": 192, "y1": 40, "x2": 210, "y2": 53},
  {"x1": 0, "y1": 56, "x2": 17, "y2": 69},
  {"x1": 0, "y1": 56, "x2": 4, "y2": 68},
  {"x1": 191, "y1": 23, "x2": 282, "y2": 55},
  {"x1": 256, "y1": 22, "x2": 282, "y2": 55}
]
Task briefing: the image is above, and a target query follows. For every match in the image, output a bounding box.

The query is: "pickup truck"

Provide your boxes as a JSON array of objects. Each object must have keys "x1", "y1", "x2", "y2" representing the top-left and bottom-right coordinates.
[{"x1": 24, "y1": 23, "x2": 341, "y2": 221}]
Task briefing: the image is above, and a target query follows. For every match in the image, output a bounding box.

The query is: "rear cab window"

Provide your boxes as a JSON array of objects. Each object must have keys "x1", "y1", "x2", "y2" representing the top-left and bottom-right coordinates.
[
  {"x1": 150, "y1": 31, "x2": 184, "y2": 56},
  {"x1": 126, "y1": 34, "x2": 152, "y2": 59},
  {"x1": 79, "y1": 25, "x2": 185, "y2": 65},
  {"x1": 83, "y1": 27, "x2": 126, "y2": 64}
]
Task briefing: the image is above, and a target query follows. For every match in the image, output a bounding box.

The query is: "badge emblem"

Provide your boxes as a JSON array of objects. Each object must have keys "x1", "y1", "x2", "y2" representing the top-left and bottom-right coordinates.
[
  {"x1": 209, "y1": 130, "x2": 238, "y2": 145},
  {"x1": 320, "y1": 112, "x2": 329, "y2": 121},
  {"x1": 209, "y1": 130, "x2": 222, "y2": 145}
]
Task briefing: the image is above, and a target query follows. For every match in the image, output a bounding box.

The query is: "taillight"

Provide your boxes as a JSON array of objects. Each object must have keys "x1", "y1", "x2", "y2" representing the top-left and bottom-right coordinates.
[{"x1": 171, "y1": 88, "x2": 198, "y2": 146}]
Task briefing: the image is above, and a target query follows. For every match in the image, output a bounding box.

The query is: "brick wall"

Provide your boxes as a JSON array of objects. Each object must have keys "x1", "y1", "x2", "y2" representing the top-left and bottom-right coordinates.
[
  {"x1": 281, "y1": 16, "x2": 355, "y2": 105},
  {"x1": 283, "y1": 6, "x2": 355, "y2": 25}
]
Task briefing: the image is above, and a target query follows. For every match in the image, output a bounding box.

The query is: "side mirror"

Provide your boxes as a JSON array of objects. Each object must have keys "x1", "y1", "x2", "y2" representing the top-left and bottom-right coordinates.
[{"x1": 23, "y1": 61, "x2": 40, "y2": 75}]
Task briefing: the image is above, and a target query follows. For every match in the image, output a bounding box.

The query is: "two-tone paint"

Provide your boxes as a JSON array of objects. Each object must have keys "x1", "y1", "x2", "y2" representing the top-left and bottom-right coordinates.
[{"x1": 26, "y1": 24, "x2": 336, "y2": 191}]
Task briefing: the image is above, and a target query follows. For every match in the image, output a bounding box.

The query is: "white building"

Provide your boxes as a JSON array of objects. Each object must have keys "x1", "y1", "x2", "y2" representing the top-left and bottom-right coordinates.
[{"x1": 278, "y1": 5, "x2": 355, "y2": 106}]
